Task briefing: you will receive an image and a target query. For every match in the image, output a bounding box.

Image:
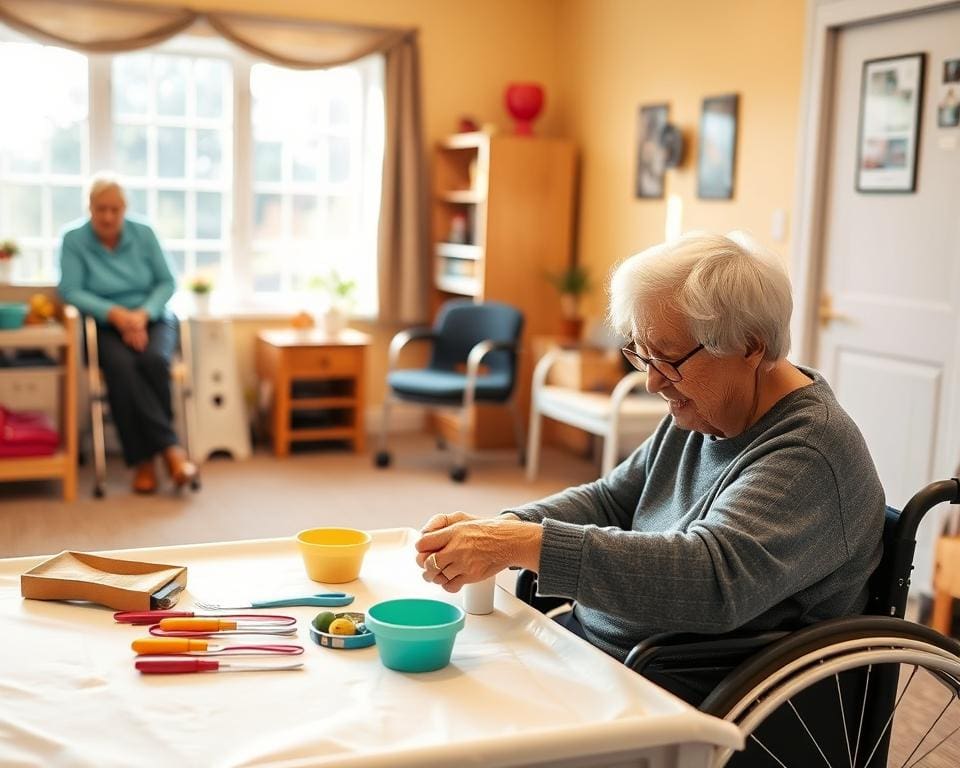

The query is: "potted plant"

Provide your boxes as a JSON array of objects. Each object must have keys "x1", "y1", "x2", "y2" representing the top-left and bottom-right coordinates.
[
  {"x1": 546, "y1": 263, "x2": 590, "y2": 341},
  {"x1": 186, "y1": 272, "x2": 213, "y2": 315},
  {"x1": 0, "y1": 239, "x2": 20, "y2": 284},
  {"x1": 309, "y1": 269, "x2": 357, "y2": 336}
]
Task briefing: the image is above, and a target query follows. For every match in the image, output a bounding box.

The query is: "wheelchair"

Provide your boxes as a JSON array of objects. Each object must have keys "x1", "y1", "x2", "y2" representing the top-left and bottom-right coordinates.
[
  {"x1": 516, "y1": 478, "x2": 960, "y2": 767},
  {"x1": 83, "y1": 314, "x2": 200, "y2": 498}
]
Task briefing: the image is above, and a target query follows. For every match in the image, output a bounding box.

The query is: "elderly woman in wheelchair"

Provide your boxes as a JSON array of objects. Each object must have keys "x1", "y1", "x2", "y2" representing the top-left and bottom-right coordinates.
[
  {"x1": 416, "y1": 232, "x2": 960, "y2": 766},
  {"x1": 58, "y1": 173, "x2": 196, "y2": 495}
]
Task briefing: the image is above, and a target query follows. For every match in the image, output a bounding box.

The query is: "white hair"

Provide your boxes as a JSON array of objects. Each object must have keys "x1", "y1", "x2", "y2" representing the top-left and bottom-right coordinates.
[
  {"x1": 87, "y1": 172, "x2": 126, "y2": 204},
  {"x1": 608, "y1": 231, "x2": 793, "y2": 361}
]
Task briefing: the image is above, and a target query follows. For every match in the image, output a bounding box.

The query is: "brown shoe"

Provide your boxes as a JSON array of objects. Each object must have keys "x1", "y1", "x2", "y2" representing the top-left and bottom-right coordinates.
[
  {"x1": 163, "y1": 445, "x2": 197, "y2": 488},
  {"x1": 132, "y1": 460, "x2": 158, "y2": 494}
]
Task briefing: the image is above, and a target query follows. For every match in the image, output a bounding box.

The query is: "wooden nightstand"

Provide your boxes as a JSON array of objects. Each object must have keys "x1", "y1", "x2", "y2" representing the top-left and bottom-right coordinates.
[{"x1": 255, "y1": 328, "x2": 370, "y2": 457}]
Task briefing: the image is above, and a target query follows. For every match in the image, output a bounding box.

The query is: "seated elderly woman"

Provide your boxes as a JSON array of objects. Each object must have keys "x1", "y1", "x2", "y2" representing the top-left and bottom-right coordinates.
[
  {"x1": 58, "y1": 173, "x2": 196, "y2": 494},
  {"x1": 415, "y1": 231, "x2": 885, "y2": 701}
]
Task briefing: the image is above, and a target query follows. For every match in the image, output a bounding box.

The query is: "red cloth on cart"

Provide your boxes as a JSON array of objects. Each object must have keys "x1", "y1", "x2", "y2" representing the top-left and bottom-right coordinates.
[{"x1": 0, "y1": 407, "x2": 59, "y2": 458}]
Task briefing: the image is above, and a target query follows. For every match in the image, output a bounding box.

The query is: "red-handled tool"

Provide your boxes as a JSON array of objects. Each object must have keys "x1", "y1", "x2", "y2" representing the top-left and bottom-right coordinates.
[
  {"x1": 135, "y1": 659, "x2": 303, "y2": 674},
  {"x1": 114, "y1": 611, "x2": 296, "y2": 626}
]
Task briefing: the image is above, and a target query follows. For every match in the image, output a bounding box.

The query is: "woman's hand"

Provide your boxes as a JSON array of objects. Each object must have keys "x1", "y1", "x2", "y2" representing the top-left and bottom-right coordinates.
[
  {"x1": 415, "y1": 514, "x2": 542, "y2": 592},
  {"x1": 121, "y1": 327, "x2": 149, "y2": 352},
  {"x1": 107, "y1": 306, "x2": 148, "y2": 333}
]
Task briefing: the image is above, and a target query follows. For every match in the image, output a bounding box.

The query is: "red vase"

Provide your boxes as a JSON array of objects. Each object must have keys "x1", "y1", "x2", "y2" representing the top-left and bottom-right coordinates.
[{"x1": 505, "y1": 83, "x2": 545, "y2": 136}]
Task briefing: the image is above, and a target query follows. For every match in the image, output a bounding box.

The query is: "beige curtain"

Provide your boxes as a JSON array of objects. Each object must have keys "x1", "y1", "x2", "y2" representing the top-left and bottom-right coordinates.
[
  {"x1": 0, "y1": 0, "x2": 429, "y2": 322},
  {"x1": 377, "y1": 36, "x2": 429, "y2": 324}
]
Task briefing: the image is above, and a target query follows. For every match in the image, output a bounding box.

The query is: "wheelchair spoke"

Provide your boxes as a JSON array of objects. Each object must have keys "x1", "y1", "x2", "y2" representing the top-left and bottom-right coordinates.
[
  {"x1": 835, "y1": 673, "x2": 854, "y2": 768},
  {"x1": 852, "y1": 663, "x2": 873, "y2": 768},
  {"x1": 747, "y1": 733, "x2": 790, "y2": 768},
  {"x1": 902, "y1": 682, "x2": 959, "y2": 768},
  {"x1": 787, "y1": 699, "x2": 836, "y2": 767},
  {"x1": 860, "y1": 664, "x2": 917, "y2": 768}
]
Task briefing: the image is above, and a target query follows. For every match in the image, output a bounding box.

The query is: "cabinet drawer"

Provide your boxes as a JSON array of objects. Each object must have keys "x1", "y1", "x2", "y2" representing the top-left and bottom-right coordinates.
[{"x1": 284, "y1": 346, "x2": 362, "y2": 377}]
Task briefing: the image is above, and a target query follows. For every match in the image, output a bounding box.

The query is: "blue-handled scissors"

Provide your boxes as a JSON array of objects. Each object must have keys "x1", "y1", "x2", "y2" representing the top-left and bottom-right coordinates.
[{"x1": 193, "y1": 593, "x2": 354, "y2": 610}]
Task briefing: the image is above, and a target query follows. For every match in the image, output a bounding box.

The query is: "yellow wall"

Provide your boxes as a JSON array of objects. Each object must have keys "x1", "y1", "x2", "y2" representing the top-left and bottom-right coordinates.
[
  {"x1": 555, "y1": 0, "x2": 807, "y2": 318},
  {"x1": 87, "y1": 0, "x2": 808, "y2": 410}
]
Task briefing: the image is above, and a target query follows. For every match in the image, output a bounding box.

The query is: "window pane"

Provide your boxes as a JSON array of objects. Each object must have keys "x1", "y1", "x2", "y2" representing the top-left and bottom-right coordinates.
[
  {"x1": 254, "y1": 141, "x2": 282, "y2": 182},
  {"x1": 195, "y1": 59, "x2": 227, "y2": 119},
  {"x1": 196, "y1": 191, "x2": 221, "y2": 239},
  {"x1": 329, "y1": 95, "x2": 349, "y2": 127},
  {"x1": 1, "y1": 184, "x2": 42, "y2": 236},
  {"x1": 50, "y1": 122, "x2": 83, "y2": 174},
  {"x1": 292, "y1": 141, "x2": 319, "y2": 182},
  {"x1": 196, "y1": 129, "x2": 222, "y2": 180},
  {"x1": 328, "y1": 137, "x2": 350, "y2": 184},
  {"x1": 323, "y1": 195, "x2": 353, "y2": 238},
  {"x1": 16, "y1": 247, "x2": 46, "y2": 282},
  {"x1": 155, "y1": 55, "x2": 188, "y2": 117},
  {"x1": 196, "y1": 250, "x2": 221, "y2": 278},
  {"x1": 166, "y1": 249, "x2": 185, "y2": 276},
  {"x1": 126, "y1": 188, "x2": 148, "y2": 218},
  {"x1": 252, "y1": 251, "x2": 281, "y2": 292},
  {"x1": 114, "y1": 125, "x2": 147, "y2": 176},
  {"x1": 8, "y1": 142, "x2": 43, "y2": 174},
  {"x1": 158, "y1": 126, "x2": 186, "y2": 178},
  {"x1": 113, "y1": 53, "x2": 150, "y2": 116},
  {"x1": 51, "y1": 186, "x2": 83, "y2": 232},
  {"x1": 292, "y1": 196, "x2": 319, "y2": 238},
  {"x1": 157, "y1": 190, "x2": 185, "y2": 239},
  {"x1": 253, "y1": 194, "x2": 282, "y2": 239}
]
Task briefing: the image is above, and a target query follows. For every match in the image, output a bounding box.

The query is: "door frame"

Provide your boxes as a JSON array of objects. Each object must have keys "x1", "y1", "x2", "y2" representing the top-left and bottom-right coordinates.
[
  {"x1": 791, "y1": 0, "x2": 958, "y2": 364},
  {"x1": 792, "y1": 0, "x2": 960, "y2": 487}
]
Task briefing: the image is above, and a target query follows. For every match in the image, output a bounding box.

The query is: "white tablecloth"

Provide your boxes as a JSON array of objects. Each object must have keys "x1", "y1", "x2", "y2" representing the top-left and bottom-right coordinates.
[{"x1": 0, "y1": 530, "x2": 741, "y2": 767}]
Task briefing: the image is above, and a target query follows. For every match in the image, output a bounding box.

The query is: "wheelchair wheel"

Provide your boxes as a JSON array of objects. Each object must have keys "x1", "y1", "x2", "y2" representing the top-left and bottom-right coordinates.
[{"x1": 706, "y1": 632, "x2": 960, "y2": 767}]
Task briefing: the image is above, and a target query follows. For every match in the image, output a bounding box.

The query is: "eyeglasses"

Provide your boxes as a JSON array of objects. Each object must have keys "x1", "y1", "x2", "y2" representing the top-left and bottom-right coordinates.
[{"x1": 621, "y1": 343, "x2": 705, "y2": 382}]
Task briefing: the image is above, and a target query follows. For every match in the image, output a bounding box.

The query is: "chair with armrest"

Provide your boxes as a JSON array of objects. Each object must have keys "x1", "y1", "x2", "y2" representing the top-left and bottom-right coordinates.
[
  {"x1": 374, "y1": 299, "x2": 524, "y2": 483},
  {"x1": 526, "y1": 344, "x2": 669, "y2": 480},
  {"x1": 84, "y1": 314, "x2": 199, "y2": 498},
  {"x1": 516, "y1": 478, "x2": 960, "y2": 767}
]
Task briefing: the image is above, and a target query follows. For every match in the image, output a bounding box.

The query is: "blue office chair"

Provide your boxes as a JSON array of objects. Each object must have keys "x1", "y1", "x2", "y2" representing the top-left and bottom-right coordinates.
[
  {"x1": 374, "y1": 299, "x2": 524, "y2": 482},
  {"x1": 517, "y1": 478, "x2": 960, "y2": 767}
]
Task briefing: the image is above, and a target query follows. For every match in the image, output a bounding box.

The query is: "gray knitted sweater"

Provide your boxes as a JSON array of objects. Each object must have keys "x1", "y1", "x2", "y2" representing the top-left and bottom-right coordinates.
[{"x1": 504, "y1": 368, "x2": 885, "y2": 661}]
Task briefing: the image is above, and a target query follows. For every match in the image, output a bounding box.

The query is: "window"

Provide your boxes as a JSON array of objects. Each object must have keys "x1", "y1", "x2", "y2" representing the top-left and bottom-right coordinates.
[
  {"x1": 112, "y1": 51, "x2": 233, "y2": 285},
  {"x1": 0, "y1": 42, "x2": 89, "y2": 282},
  {"x1": 0, "y1": 30, "x2": 384, "y2": 317}
]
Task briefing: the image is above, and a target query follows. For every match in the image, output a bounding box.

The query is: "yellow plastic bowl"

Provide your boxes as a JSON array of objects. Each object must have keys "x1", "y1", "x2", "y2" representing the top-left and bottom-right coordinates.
[{"x1": 296, "y1": 528, "x2": 371, "y2": 583}]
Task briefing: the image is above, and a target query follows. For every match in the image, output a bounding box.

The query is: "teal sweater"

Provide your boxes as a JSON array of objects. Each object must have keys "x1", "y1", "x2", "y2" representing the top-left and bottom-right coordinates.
[
  {"x1": 505, "y1": 368, "x2": 885, "y2": 661},
  {"x1": 58, "y1": 219, "x2": 175, "y2": 323}
]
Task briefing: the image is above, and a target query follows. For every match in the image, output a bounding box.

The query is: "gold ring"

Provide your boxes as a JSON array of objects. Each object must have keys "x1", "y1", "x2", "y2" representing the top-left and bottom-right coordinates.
[{"x1": 430, "y1": 553, "x2": 442, "y2": 572}]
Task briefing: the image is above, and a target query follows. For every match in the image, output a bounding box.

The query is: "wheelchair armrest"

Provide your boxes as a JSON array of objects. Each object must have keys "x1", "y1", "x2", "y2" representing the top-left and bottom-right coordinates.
[
  {"x1": 624, "y1": 628, "x2": 791, "y2": 675},
  {"x1": 514, "y1": 568, "x2": 572, "y2": 614},
  {"x1": 387, "y1": 327, "x2": 437, "y2": 372}
]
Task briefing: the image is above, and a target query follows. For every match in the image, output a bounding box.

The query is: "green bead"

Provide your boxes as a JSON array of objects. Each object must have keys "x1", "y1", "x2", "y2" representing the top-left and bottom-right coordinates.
[{"x1": 312, "y1": 611, "x2": 336, "y2": 633}]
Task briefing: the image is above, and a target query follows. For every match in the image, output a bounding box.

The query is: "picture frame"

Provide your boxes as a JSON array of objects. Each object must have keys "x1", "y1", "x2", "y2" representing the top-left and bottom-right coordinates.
[
  {"x1": 696, "y1": 94, "x2": 739, "y2": 200},
  {"x1": 937, "y1": 57, "x2": 960, "y2": 129},
  {"x1": 855, "y1": 53, "x2": 925, "y2": 193},
  {"x1": 635, "y1": 103, "x2": 669, "y2": 199}
]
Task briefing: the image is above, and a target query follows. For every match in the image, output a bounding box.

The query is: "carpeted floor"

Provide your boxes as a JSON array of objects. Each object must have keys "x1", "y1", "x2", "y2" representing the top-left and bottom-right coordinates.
[{"x1": 0, "y1": 435, "x2": 598, "y2": 559}]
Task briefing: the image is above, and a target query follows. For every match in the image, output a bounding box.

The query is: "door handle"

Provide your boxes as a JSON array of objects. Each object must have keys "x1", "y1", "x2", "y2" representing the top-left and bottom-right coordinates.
[{"x1": 818, "y1": 294, "x2": 852, "y2": 328}]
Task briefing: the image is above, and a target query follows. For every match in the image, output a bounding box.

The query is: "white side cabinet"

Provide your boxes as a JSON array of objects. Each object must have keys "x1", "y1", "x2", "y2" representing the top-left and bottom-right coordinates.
[{"x1": 189, "y1": 316, "x2": 251, "y2": 461}]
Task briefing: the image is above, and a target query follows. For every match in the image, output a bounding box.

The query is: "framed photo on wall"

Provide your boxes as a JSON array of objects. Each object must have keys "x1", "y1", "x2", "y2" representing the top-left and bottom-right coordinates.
[
  {"x1": 855, "y1": 53, "x2": 925, "y2": 193},
  {"x1": 635, "y1": 103, "x2": 669, "y2": 199},
  {"x1": 696, "y1": 94, "x2": 739, "y2": 199}
]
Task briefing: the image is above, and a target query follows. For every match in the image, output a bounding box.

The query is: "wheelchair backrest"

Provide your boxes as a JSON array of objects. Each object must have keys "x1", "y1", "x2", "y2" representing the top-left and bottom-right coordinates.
[
  {"x1": 429, "y1": 300, "x2": 524, "y2": 375},
  {"x1": 868, "y1": 479, "x2": 960, "y2": 619}
]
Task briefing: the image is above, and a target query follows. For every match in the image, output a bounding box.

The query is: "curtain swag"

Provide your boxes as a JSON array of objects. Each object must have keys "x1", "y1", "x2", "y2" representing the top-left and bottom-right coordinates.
[
  {"x1": 0, "y1": 0, "x2": 415, "y2": 65},
  {"x1": 0, "y1": 0, "x2": 430, "y2": 323}
]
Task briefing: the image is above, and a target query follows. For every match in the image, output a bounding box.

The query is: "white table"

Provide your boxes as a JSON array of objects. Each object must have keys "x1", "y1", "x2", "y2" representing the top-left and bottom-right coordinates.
[{"x1": 0, "y1": 530, "x2": 741, "y2": 767}]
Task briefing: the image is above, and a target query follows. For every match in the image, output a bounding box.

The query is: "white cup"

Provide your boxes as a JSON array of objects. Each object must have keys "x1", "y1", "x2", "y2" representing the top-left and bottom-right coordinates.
[{"x1": 462, "y1": 576, "x2": 496, "y2": 615}]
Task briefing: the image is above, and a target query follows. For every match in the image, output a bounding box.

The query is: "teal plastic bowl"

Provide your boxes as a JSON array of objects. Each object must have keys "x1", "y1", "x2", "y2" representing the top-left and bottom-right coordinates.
[
  {"x1": 365, "y1": 598, "x2": 466, "y2": 672},
  {"x1": 0, "y1": 302, "x2": 27, "y2": 330}
]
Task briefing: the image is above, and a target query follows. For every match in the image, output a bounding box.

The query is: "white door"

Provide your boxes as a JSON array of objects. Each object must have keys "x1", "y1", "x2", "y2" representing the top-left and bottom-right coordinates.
[{"x1": 817, "y1": 6, "x2": 960, "y2": 592}]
